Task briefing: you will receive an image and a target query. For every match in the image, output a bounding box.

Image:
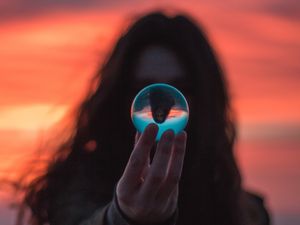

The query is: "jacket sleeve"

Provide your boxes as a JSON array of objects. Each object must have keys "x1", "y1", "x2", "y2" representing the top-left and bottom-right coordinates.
[
  {"x1": 242, "y1": 191, "x2": 271, "y2": 225},
  {"x1": 80, "y1": 188, "x2": 178, "y2": 225},
  {"x1": 48, "y1": 164, "x2": 177, "y2": 225}
]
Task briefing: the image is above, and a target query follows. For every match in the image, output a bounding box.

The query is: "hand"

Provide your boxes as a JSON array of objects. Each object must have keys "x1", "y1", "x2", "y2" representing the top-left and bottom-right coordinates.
[{"x1": 116, "y1": 124, "x2": 187, "y2": 224}]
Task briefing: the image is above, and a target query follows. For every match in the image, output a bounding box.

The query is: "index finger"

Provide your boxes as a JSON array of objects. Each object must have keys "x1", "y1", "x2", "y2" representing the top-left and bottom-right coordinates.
[{"x1": 121, "y1": 123, "x2": 158, "y2": 189}]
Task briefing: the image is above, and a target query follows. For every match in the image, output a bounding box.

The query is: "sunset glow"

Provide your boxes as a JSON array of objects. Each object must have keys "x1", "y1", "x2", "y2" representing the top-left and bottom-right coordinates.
[{"x1": 0, "y1": 1, "x2": 299, "y2": 224}]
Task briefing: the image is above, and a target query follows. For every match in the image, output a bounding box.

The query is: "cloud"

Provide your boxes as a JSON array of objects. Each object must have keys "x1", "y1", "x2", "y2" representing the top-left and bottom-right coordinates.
[
  {"x1": 256, "y1": 0, "x2": 300, "y2": 20},
  {"x1": 0, "y1": 0, "x2": 140, "y2": 21},
  {"x1": 0, "y1": 104, "x2": 67, "y2": 130},
  {"x1": 238, "y1": 122, "x2": 300, "y2": 140},
  {"x1": 1, "y1": 0, "x2": 299, "y2": 22}
]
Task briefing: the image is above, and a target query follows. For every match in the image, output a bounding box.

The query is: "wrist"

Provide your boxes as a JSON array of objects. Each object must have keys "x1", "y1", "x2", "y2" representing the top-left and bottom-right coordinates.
[{"x1": 110, "y1": 188, "x2": 177, "y2": 225}]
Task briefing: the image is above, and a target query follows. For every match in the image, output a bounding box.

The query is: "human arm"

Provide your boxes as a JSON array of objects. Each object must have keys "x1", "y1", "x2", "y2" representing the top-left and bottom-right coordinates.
[
  {"x1": 49, "y1": 124, "x2": 185, "y2": 225},
  {"x1": 79, "y1": 188, "x2": 178, "y2": 225},
  {"x1": 81, "y1": 123, "x2": 186, "y2": 225},
  {"x1": 115, "y1": 124, "x2": 186, "y2": 224}
]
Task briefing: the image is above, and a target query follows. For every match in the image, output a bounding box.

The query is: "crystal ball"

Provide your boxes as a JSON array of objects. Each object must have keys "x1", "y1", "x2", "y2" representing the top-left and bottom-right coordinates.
[{"x1": 131, "y1": 83, "x2": 189, "y2": 141}]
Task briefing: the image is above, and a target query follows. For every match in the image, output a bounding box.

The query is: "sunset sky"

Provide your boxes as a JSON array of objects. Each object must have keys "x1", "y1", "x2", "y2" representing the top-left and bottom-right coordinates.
[{"x1": 0, "y1": 0, "x2": 299, "y2": 224}]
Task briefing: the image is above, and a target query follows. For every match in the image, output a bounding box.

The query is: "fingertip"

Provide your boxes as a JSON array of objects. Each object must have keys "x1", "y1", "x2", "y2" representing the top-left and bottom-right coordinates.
[
  {"x1": 181, "y1": 130, "x2": 187, "y2": 137},
  {"x1": 165, "y1": 128, "x2": 175, "y2": 135},
  {"x1": 164, "y1": 129, "x2": 175, "y2": 138},
  {"x1": 176, "y1": 130, "x2": 187, "y2": 141},
  {"x1": 158, "y1": 129, "x2": 175, "y2": 143},
  {"x1": 148, "y1": 123, "x2": 158, "y2": 131},
  {"x1": 145, "y1": 123, "x2": 159, "y2": 135},
  {"x1": 139, "y1": 123, "x2": 159, "y2": 145}
]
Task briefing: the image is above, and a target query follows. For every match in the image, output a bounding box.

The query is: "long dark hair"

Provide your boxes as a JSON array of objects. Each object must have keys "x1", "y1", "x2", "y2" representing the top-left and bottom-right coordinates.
[{"x1": 22, "y1": 11, "x2": 242, "y2": 225}]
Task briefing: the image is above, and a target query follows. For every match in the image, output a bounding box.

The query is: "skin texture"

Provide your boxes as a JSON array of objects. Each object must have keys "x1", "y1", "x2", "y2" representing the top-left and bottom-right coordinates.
[{"x1": 116, "y1": 124, "x2": 187, "y2": 224}]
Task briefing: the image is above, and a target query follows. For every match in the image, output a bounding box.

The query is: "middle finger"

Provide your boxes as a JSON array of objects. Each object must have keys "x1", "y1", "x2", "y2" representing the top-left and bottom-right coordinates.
[{"x1": 141, "y1": 129, "x2": 175, "y2": 197}]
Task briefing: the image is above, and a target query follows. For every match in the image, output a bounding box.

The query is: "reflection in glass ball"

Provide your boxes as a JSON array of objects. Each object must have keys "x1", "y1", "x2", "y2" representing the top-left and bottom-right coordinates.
[{"x1": 131, "y1": 83, "x2": 189, "y2": 140}]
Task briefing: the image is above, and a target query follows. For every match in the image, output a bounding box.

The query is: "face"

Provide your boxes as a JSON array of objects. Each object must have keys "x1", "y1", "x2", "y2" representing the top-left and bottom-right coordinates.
[
  {"x1": 132, "y1": 44, "x2": 193, "y2": 103},
  {"x1": 131, "y1": 45, "x2": 194, "y2": 131},
  {"x1": 134, "y1": 45, "x2": 187, "y2": 83},
  {"x1": 131, "y1": 45, "x2": 192, "y2": 153}
]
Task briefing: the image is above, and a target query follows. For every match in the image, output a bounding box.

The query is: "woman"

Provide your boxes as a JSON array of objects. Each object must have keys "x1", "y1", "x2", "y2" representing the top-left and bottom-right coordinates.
[{"x1": 22, "y1": 11, "x2": 270, "y2": 225}]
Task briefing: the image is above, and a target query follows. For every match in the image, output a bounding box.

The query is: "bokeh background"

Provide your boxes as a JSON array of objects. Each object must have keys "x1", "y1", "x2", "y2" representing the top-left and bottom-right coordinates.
[{"x1": 0, "y1": 0, "x2": 299, "y2": 225}]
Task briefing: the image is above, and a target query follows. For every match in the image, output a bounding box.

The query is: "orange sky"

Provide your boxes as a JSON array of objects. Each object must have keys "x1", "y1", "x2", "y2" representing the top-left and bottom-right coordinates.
[{"x1": 0, "y1": 0, "x2": 299, "y2": 224}]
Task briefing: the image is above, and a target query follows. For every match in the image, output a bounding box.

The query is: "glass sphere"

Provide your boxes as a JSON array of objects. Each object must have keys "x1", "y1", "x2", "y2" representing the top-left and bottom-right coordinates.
[{"x1": 131, "y1": 83, "x2": 189, "y2": 141}]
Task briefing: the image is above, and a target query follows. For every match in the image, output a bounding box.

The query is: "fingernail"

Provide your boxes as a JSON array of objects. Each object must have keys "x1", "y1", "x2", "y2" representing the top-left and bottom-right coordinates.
[
  {"x1": 148, "y1": 123, "x2": 158, "y2": 131},
  {"x1": 164, "y1": 129, "x2": 175, "y2": 140}
]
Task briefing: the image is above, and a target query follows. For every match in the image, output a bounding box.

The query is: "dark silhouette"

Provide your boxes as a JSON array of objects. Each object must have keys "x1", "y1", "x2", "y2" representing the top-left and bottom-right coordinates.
[
  {"x1": 19, "y1": 11, "x2": 270, "y2": 225},
  {"x1": 149, "y1": 87, "x2": 175, "y2": 123}
]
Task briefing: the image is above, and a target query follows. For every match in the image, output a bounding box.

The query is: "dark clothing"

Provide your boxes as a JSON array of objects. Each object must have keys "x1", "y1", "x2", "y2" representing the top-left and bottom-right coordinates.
[
  {"x1": 49, "y1": 164, "x2": 270, "y2": 225},
  {"x1": 79, "y1": 188, "x2": 178, "y2": 225},
  {"x1": 241, "y1": 191, "x2": 271, "y2": 225},
  {"x1": 53, "y1": 189, "x2": 270, "y2": 225}
]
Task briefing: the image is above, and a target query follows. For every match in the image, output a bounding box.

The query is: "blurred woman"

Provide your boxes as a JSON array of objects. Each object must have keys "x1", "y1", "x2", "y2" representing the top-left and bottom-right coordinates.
[{"x1": 21, "y1": 11, "x2": 270, "y2": 225}]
